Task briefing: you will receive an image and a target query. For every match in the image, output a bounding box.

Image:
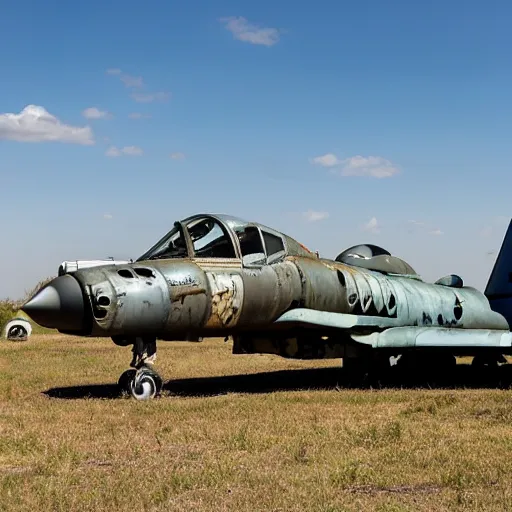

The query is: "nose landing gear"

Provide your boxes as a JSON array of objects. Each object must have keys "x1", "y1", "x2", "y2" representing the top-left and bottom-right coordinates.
[{"x1": 115, "y1": 336, "x2": 163, "y2": 400}]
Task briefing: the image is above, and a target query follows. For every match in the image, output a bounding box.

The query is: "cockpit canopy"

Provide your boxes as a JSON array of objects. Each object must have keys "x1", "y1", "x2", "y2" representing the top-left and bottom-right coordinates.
[{"x1": 136, "y1": 213, "x2": 314, "y2": 266}]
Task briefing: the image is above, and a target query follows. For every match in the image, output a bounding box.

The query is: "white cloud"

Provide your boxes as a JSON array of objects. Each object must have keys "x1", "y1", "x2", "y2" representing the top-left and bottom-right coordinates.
[
  {"x1": 0, "y1": 105, "x2": 94, "y2": 145},
  {"x1": 106, "y1": 68, "x2": 144, "y2": 88},
  {"x1": 303, "y1": 210, "x2": 329, "y2": 222},
  {"x1": 120, "y1": 74, "x2": 144, "y2": 88},
  {"x1": 220, "y1": 16, "x2": 281, "y2": 46},
  {"x1": 103, "y1": 213, "x2": 113, "y2": 220},
  {"x1": 363, "y1": 217, "x2": 380, "y2": 234},
  {"x1": 340, "y1": 155, "x2": 399, "y2": 178},
  {"x1": 131, "y1": 91, "x2": 169, "y2": 103},
  {"x1": 107, "y1": 68, "x2": 169, "y2": 104},
  {"x1": 106, "y1": 145, "x2": 143, "y2": 157},
  {"x1": 82, "y1": 107, "x2": 111, "y2": 120},
  {"x1": 122, "y1": 145, "x2": 143, "y2": 156},
  {"x1": 310, "y1": 153, "x2": 400, "y2": 178},
  {"x1": 310, "y1": 153, "x2": 340, "y2": 167},
  {"x1": 408, "y1": 219, "x2": 443, "y2": 236},
  {"x1": 170, "y1": 152, "x2": 185, "y2": 160},
  {"x1": 128, "y1": 112, "x2": 151, "y2": 119},
  {"x1": 106, "y1": 146, "x2": 121, "y2": 157}
]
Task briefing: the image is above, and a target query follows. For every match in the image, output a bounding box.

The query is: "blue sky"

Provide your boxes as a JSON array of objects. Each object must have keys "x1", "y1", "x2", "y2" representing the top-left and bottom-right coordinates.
[{"x1": 1, "y1": 0, "x2": 511, "y2": 299}]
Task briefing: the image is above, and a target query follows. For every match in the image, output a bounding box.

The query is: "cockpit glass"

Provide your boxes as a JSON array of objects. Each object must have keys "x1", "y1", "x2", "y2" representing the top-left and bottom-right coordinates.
[
  {"x1": 187, "y1": 218, "x2": 236, "y2": 258},
  {"x1": 137, "y1": 225, "x2": 188, "y2": 261},
  {"x1": 137, "y1": 217, "x2": 238, "y2": 261}
]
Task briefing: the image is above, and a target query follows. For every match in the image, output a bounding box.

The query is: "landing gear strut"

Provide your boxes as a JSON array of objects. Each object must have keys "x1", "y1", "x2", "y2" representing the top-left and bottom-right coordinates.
[{"x1": 114, "y1": 336, "x2": 163, "y2": 400}]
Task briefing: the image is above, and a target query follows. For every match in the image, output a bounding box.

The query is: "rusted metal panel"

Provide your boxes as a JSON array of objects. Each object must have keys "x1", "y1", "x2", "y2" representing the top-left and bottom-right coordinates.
[
  {"x1": 290, "y1": 257, "x2": 347, "y2": 313},
  {"x1": 235, "y1": 266, "x2": 279, "y2": 325},
  {"x1": 24, "y1": 212, "x2": 512, "y2": 359},
  {"x1": 75, "y1": 264, "x2": 171, "y2": 336},
  {"x1": 236, "y1": 262, "x2": 303, "y2": 326},
  {"x1": 272, "y1": 261, "x2": 303, "y2": 314},
  {"x1": 275, "y1": 260, "x2": 509, "y2": 332}
]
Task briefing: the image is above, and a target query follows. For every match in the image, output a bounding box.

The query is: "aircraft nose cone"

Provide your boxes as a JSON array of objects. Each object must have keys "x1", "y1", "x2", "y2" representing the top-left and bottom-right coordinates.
[{"x1": 21, "y1": 275, "x2": 85, "y2": 331}]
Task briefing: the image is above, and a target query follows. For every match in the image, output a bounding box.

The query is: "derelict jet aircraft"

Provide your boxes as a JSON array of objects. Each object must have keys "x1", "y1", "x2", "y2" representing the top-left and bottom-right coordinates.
[{"x1": 21, "y1": 213, "x2": 512, "y2": 400}]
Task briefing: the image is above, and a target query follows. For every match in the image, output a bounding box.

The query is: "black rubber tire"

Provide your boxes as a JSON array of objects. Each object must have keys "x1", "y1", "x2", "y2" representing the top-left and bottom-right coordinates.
[
  {"x1": 7, "y1": 325, "x2": 28, "y2": 341},
  {"x1": 118, "y1": 369, "x2": 137, "y2": 394},
  {"x1": 130, "y1": 371, "x2": 157, "y2": 400}
]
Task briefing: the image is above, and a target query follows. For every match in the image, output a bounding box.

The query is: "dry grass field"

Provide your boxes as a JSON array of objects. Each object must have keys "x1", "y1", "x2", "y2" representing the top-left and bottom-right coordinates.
[{"x1": 2, "y1": 334, "x2": 512, "y2": 511}]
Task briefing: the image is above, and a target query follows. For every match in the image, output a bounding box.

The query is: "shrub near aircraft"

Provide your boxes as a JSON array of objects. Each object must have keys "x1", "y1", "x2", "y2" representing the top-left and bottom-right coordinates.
[{"x1": 21, "y1": 213, "x2": 512, "y2": 400}]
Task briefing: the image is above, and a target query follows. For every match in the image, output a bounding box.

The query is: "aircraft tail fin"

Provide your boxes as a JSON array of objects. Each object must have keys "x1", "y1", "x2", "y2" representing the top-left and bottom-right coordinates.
[{"x1": 485, "y1": 219, "x2": 512, "y2": 327}]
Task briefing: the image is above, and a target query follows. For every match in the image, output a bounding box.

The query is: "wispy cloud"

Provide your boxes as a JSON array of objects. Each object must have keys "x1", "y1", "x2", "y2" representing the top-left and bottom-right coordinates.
[
  {"x1": 107, "y1": 68, "x2": 169, "y2": 103},
  {"x1": 82, "y1": 107, "x2": 111, "y2": 120},
  {"x1": 309, "y1": 153, "x2": 340, "y2": 167},
  {"x1": 0, "y1": 105, "x2": 94, "y2": 145},
  {"x1": 170, "y1": 152, "x2": 185, "y2": 160},
  {"x1": 103, "y1": 213, "x2": 113, "y2": 220},
  {"x1": 120, "y1": 74, "x2": 144, "y2": 88},
  {"x1": 341, "y1": 156, "x2": 399, "y2": 178},
  {"x1": 303, "y1": 210, "x2": 329, "y2": 222},
  {"x1": 220, "y1": 16, "x2": 281, "y2": 46},
  {"x1": 131, "y1": 92, "x2": 169, "y2": 103},
  {"x1": 363, "y1": 217, "x2": 380, "y2": 234},
  {"x1": 408, "y1": 219, "x2": 443, "y2": 236},
  {"x1": 106, "y1": 145, "x2": 143, "y2": 157},
  {"x1": 408, "y1": 220, "x2": 426, "y2": 228},
  {"x1": 106, "y1": 68, "x2": 144, "y2": 89},
  {"x1": 128, "y1": 112, "x2": 152, "y2": 119},
  {"x1": 311, "y1": 153, "x2": 400, "y2": 178}
]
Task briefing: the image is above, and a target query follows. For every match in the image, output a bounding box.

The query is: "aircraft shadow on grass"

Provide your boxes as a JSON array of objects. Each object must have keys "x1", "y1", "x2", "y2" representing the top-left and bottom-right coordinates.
[{"x1": 43, "y1": 364, "x2": 512, "y2": 400}]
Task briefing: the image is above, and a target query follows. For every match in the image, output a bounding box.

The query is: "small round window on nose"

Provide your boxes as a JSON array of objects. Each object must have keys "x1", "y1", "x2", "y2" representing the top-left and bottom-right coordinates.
[{"x1": 97, "y1": 296, "x2": 111, "y2": 307}]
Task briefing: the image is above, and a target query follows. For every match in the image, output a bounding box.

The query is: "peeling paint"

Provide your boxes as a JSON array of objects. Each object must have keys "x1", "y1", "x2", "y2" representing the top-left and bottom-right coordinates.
[
  {"x1": 53, "y1": 212, "x2": 510, "y2": 359},
  {"x1": 205, "y1": 273, "x2": 244, "y2": 328}
]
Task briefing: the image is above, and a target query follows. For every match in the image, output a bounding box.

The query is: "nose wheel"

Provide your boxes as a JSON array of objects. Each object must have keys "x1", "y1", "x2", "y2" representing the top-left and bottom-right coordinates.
[
  {"x1": 116, "y1": 336, "x2": 163, "y2": 400},
  {"x1": 118, "y1": 366, "x2": 163, "y2": 400}
]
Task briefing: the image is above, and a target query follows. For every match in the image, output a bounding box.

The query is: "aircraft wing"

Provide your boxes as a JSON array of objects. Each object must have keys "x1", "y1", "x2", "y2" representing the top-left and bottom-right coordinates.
[
  {"x1": 273, "y1": 308, "x2": 512, "y2": 349},
  {"x1": 273, "y1": 308, "x2": 402, "y2": 330}
]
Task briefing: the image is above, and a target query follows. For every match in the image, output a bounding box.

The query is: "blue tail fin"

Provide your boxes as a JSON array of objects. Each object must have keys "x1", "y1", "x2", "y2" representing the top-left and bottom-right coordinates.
[{"x1": 485, "y1": 219, "x2": 512, "y2": 328}]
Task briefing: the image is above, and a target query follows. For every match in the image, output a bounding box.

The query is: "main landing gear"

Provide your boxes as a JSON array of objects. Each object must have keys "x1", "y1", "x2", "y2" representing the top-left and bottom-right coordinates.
[{"x1": 113, "y1": 336, "x2": 163, "y2": 400}]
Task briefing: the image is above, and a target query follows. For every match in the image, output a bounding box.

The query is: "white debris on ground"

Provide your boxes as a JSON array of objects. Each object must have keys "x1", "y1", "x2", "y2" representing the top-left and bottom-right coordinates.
[{"x1": 2, "y1": 318, "x2": 32, "y2": 341}]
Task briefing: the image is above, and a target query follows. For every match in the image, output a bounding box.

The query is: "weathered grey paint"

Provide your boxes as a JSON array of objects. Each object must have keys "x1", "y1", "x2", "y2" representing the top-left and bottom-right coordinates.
[{"x1": 28, "y1": 213, "x2": 512, "y2": 360}]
